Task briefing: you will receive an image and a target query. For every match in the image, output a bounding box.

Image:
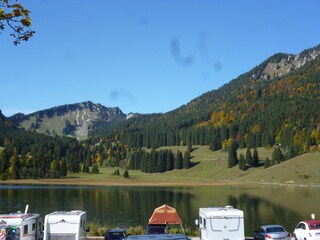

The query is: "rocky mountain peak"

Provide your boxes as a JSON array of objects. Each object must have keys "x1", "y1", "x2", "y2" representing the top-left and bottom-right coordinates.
[
  {"x1": 9, "y1": 101, "x2": 126, "y2": 139},
  {"x1": 250, "y1": 44, "x2": 320, "y2": 82}
]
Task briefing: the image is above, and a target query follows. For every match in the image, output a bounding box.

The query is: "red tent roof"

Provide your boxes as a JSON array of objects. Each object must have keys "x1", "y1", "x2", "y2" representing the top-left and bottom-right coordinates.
[{"x1": 148, "y1": 204, "x2": 182, "y2": 225}]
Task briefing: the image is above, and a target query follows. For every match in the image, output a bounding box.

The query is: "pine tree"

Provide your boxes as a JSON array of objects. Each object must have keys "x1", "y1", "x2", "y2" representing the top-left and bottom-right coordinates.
[
  {"x1": 256, "y1": 132, "x2": 262, "y2": 147},
  {"x1": 140, "y1": 152, "x2": 147, "y2": 172},
  {"x1": 86, "y1": 151, "x2": 92, "y2": 168},
  {"x1": 187, "y1": 141, "x2": 193, "y2": 153},
  {"x1": 238, "y1": 153, "x2": 246, "y2": 171},
  {"x1": 123, "y1": 169, "x2": 129, "y2": 178},
  {"x1": 60, "y1": 159, "x2": 67, "y2": 177},
  {"x1": 183, "y1": 151, "x2": 191, "y2": 169},
  {"x1": 245, "y1": 147, "x2": 253, "y2": 166},
  {"x1": 252, "y1": 147, "x2": 259, "y2": 167},
  {"x1": 174, "y1": 151, "x2": 183, "y2": 169},
  {"x1": 9, "y1": 148, "x2": 20, "y2": 180},
  {"x1": 288, "y1": 145, "x2": 297, "y2": 159},
  {"x1": 127, "y1": 152, "x2": 134, "y2": 170},
  {"x1": 272, "y1": 147, "x2": 284, "y2": 164},
  {"x1": 158, "y1": 150, "x2": 166, "y2": 173},
  {"x1": 228, "y1": 141, "x2": 238, "y2": 168},
  {"x1": 150, "y1": 149, "x2": 157, "y2": 173},
  {"x1": 210, "y1": 128, "x2": 222, "y2": 150},
  {"x1": 166, "y1": 150, "x2": 174, "y2": 171},
  {"x1": 0, "y1": 151, "x2": 8, "y2": 180}
]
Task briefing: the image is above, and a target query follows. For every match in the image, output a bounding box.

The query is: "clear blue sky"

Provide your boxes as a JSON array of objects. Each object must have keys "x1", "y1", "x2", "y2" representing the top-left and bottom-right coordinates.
[{"x1": 1, "y1": 0, "x2": 320, "y2": 117}]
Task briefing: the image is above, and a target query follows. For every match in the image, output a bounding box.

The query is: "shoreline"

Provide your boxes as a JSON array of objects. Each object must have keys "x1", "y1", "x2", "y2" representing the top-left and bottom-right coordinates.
[
  {"x1": 1, "y1": 178, "x2": 318, "y2": 188},
  {"x1": 0, "y1": 178, "x2": 241, "y2": 187}
]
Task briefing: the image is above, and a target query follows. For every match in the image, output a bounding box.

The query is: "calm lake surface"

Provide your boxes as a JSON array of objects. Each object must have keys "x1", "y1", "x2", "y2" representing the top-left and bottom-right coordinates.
[{"x1": 0, "y1": 184, "x2": 319, "y2": 235}]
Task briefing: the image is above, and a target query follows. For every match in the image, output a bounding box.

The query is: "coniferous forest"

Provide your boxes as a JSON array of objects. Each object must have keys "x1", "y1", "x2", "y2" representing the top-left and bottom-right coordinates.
[{"x1": 0, "y1": 45, "x2": 319, "y2": 180}]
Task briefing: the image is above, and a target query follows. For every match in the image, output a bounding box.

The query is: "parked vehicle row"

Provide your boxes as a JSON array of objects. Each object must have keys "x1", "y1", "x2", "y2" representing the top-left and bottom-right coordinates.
[
  {"x1": 0, "y1": 205, "x2": 90, "y2": 240},
  {"x1": 192, "y1": 205, "x2": 320, "y2": 240},
  {"x1": 104, "y1": 229, "x2": 190, "y2": 240},
  {"x1": 253, "y1": 214, "x2": 320, "y2": 240}
]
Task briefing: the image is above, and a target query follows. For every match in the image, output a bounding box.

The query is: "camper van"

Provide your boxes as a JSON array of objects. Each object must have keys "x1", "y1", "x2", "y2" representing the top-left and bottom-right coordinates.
[
  {"x1": 0, "y1": 205, "x2": 43, "y2": 240},
  {"x1": 195, "y1": 205, "x2": 245, "y2": 240},
  {"x1": 43, "y1": 210, "x2": 89, "y2": 240}
]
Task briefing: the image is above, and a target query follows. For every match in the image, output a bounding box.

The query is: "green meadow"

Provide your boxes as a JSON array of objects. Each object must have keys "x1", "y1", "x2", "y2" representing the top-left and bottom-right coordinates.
[{"x1": 67, "y1": 146, "x2": 320, "y2": 186}]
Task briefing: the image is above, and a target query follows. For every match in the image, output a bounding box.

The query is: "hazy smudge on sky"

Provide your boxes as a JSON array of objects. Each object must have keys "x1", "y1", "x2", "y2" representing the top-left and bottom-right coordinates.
[
  {"x1": 197, "y1": 31, "x2": 211, "y2": 64},
  {"x1": 213, "y1": 61, "x2": 223, "y2": 71},
  {"x1": 139, "y1": 17, "x2": 149, "y2": 27},
  {"x1": 109, "y1": 88, "x2": 138, "y2": 106},
  {"x1": 170, "y1": 38, "x2": 195, "y2": 67},
  {"x1": 197, "y1": 31, "x2": 223, "y2": 74},
  {"x1": 110, "y1": 91, "x2": 120, "y2": 100}
]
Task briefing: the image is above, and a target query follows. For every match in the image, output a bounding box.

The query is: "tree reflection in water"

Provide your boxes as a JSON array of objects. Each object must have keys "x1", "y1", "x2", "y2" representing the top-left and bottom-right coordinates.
[{"x1": 0, "y1": 185, "x2": 316, "y2": 235}]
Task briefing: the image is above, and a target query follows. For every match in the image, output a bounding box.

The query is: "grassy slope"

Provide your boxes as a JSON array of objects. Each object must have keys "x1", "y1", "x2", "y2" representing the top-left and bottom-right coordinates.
[
  {"x1": 65, "y1": 146, "x2": 320, "y2": 186},
  {"x1": 237, "y1": 150, "x2": 320, "y2": 185}
]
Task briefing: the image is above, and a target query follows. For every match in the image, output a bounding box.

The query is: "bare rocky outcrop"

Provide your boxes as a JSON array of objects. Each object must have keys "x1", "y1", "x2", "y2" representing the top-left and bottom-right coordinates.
[
  {"x1": 250, "y1": 45, "x2": 320, "y2": 81},
  {"x1": 9, "y1": 101, "x2": 126, "y2": 139}
]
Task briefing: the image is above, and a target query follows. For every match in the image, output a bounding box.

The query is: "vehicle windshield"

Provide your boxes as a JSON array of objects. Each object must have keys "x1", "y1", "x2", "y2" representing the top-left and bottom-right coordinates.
[
  {"x1": 266, "y1": 227, "x2": 285, "y2": 233},
  {"x1": 148, "y1": 227, "x2": 165, "y2": 234},
  {"x1": 107, "y1": 232, "x2": 126, "y2": 239}
]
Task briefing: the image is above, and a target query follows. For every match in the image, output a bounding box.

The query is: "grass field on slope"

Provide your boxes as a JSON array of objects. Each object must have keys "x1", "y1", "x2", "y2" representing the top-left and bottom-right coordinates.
[
  {"x1": 65, "y1": 145, "x2": 320, "y2": 186},
  {"x1": 9, "y1": 145, "x2": 318, "y2": 186}
]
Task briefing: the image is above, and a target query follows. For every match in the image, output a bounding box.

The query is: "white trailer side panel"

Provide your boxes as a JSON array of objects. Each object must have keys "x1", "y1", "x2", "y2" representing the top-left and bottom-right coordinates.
[
  {"x1": 43, "y1": 210, "x2": 87, "y2": 240},
  {"x1": 198, "y1": 206, "x2": 245, "y2": 240}
]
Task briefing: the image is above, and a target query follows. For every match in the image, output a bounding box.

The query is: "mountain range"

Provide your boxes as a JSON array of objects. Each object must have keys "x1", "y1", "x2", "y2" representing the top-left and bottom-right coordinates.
[{"x1": 1, "y1": 44, "x2": 320, "y2": 143}]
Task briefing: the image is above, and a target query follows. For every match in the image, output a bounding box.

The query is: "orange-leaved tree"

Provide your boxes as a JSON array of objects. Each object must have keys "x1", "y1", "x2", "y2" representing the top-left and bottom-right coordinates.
[{"x1": 0, "y1": 0, "x2": 34, "y2": 45}]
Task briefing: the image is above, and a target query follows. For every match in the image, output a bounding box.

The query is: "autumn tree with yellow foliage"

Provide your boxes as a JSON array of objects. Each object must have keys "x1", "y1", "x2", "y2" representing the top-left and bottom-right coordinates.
[{"x1": 0, "y1": 0, "x2": 34, "y2": 45}]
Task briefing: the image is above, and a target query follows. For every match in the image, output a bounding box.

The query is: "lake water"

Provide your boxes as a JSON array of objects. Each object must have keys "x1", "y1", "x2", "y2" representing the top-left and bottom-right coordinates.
[{"x1": 0, "y1": 184, "x2": 319, "y2": 236}]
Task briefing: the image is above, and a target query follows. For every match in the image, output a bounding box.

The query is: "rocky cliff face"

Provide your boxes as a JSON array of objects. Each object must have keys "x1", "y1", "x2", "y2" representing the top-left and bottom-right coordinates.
[
  {"x1": 10, "y1": 101, "x2": 126, "y2": 139},
  {"x1": 250, "y1": 44, "x2": 320, "y2": 82}
]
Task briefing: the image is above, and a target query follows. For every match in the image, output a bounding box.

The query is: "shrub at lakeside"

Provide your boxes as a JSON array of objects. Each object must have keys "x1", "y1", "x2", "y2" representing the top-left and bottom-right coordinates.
[{"x1": 87, "y1": 223, "x2": 199, "y2": 237}]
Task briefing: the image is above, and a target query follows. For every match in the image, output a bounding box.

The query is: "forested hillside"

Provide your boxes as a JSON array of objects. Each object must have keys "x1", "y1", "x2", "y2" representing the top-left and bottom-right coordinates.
[
  {"x1": 110, "y1": 45, "x2": 320, "y2": 155},
  {"x1": 0, "y1": 121, "x2": 82, "y2": 179},
  {"x1": 0, "y1": 45, "x2": 319, "y2": 180},
  {"x1": 87, "y1": 45, "x2": 320, "y2": 175}
]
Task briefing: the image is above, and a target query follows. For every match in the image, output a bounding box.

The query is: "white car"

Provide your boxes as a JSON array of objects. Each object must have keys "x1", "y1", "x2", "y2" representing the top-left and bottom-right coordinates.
[{"x1": 294, "y1": 220, "x2": 320, "y2": 240}]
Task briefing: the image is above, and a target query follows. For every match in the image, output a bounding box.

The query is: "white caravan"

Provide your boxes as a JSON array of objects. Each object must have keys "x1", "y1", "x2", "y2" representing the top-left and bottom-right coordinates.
[
  {"x1": 43, "y1": 210, "x2": 88, "y2": 240},
  {"x1": 0, "y1": 205, "x2": 43, "y2": 240},
  {"x1": 195, "y1": 205, "x2": 245, "y2": 240}
]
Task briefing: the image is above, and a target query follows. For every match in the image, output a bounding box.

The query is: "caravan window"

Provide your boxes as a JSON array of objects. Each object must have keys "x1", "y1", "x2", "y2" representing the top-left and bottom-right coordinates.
[
  {"x1": 32, "y1": 223, "x2": 36, "y2": 231},
  {"x1": 24, "y1": 224, "x2": 28, "y2": 234},
  {"x1": 210, "y1": 216, "x2": 241, "y2": 231},
  {"x1": 203, "y1": 218, "x2": 206, "y2": 229}
]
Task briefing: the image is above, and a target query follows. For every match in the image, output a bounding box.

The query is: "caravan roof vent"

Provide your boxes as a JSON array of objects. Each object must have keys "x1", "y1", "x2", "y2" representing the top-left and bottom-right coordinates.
[{"x1": 225, "y1": 205, "x2": 233, "y2": 209}]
